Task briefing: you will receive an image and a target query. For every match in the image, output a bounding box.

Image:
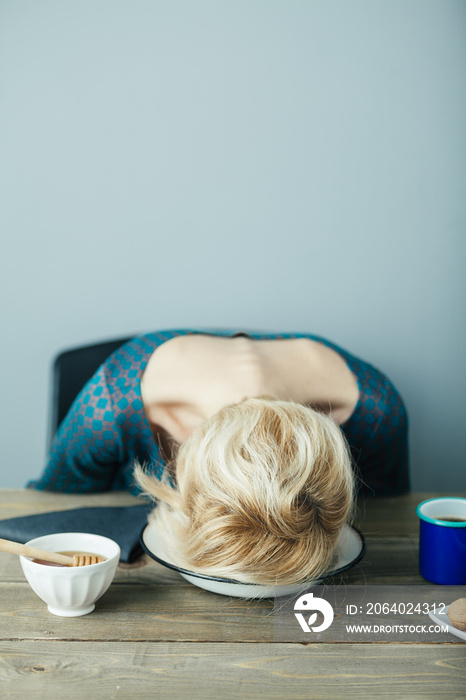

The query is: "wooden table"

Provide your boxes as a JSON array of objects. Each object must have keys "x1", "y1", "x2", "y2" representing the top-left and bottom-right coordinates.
[{"x1": 0, "y1": 490, "x2": 465, "y2": 698}]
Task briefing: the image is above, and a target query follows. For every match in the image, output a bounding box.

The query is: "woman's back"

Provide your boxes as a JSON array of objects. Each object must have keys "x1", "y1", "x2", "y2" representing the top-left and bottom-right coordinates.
[{"x1": 140, "y1": 334, "x2": 361, "y2": 455}]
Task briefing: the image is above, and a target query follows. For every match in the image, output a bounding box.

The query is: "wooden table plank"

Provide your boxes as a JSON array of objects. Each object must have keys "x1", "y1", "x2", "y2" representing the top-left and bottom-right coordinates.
[
  {"x1": 0, "y1": 489, "x2": 142, "y2": 515},
  {"x1": 0, "y1": 641, "x2": 465, "y2": 699},
  {"x1": 352, "y1": 492, "x2": 465, "y2": 537},
  {"x1": 0, "y1": 582, "x2": 275, "y2": 642},
  {"x1": 1, "y1": 579, "x2": 463, "y2": 643},
  {"x1": 1, "y1": 490, "x2": 462, "y2": 530},
  {"x1": 0, "y1": 536, "x2": 424, "y2": 585}
]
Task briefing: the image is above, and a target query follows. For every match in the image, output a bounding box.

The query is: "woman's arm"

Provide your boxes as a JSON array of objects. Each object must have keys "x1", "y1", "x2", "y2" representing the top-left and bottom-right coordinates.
[
  {"x1": 351, "y1": 391, "x2": 410, "y2": 497},
  {"x1": 26, "y1": 366, "x2": 124, "y2": 493}
]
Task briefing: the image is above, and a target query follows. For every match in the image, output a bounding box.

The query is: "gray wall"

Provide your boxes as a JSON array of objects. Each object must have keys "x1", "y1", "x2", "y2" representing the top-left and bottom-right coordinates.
[{"x1": 1, "y1": 0, "x2": 465, "y2": 492}]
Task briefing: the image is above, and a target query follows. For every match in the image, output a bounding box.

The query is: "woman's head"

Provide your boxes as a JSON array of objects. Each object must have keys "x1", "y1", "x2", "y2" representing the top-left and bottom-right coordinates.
[{"x1": 134, "y1": 397, "x2": 355, "y2": 585}]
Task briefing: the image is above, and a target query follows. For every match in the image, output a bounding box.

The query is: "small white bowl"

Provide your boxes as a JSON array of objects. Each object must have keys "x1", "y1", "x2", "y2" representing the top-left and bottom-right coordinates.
[{"x1": 20, "y1": 532, "x2": 120, "y2": 617}]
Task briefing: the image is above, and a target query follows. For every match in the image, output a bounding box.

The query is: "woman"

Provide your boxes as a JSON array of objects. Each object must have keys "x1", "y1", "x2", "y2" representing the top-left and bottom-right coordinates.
[{"x1": 27, "y1": 328, "x2": 409, "y2": 584}]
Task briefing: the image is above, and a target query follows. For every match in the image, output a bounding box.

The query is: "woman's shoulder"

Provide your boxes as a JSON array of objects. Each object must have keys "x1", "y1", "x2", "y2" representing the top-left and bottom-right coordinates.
[
  {"x1": 107, "y1": 328, "x2": 367, "y2": 374},
  {"x1": 104, "y1": 327, "x2": 384, "y2": 386}
]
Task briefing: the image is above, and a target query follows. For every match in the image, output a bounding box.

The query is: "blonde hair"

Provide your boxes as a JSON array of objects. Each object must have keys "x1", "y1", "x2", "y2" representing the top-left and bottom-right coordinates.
[{"x1": 134, "y1": 397, "x2": 355, "y2": 585}]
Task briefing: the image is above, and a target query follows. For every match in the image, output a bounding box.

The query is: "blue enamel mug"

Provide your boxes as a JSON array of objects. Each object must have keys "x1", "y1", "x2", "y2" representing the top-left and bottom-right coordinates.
[{"x1": 416, "y1": 497, "x2": 466, "y2": 585}]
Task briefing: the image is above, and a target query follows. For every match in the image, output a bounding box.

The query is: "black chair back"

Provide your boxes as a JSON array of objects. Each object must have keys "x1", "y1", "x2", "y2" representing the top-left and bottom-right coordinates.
[{"x1": 48, "y1": 337, "x2": 131, "y2": 446}]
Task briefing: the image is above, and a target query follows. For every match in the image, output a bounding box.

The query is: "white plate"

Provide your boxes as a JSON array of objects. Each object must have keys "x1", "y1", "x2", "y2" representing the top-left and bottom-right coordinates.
[
  {"x1": 429, "y1": 606, "x2": 466, "y2": 641},
  {"x1": 141, "y1": 522, "x2": 365, "y2": 598}
]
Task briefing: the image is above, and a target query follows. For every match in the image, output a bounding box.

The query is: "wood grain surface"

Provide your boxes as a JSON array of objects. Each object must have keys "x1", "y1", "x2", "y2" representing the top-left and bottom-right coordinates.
[
  {"x1": 0, "y1": 490, "x2": 464, "y2": 698},
  {"x1": 1, "y1": 641, "x2": 465, "y2": 699}
]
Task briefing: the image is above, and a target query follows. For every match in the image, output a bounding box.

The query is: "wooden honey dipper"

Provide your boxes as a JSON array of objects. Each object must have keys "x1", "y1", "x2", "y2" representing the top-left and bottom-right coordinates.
[{"x1": 0, "y1": 537, "x2": 105, "y2": 566}]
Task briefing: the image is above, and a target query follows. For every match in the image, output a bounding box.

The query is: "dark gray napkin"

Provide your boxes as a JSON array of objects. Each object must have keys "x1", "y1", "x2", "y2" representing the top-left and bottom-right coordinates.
[{"x1": 0, "y1": 504, "x2": 153, "y2": 563}]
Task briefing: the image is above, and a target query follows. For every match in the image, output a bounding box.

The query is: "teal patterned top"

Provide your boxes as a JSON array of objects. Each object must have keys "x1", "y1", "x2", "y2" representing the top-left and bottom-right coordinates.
[{"x1": 27, "y1": 328, "x2": 409, "y2": 497}]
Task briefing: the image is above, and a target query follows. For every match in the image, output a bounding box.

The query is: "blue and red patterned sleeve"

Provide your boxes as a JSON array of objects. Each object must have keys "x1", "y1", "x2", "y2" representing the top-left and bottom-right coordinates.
[{"x1": 26, "y1": 366, "x2": 124, "y2": 493}]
